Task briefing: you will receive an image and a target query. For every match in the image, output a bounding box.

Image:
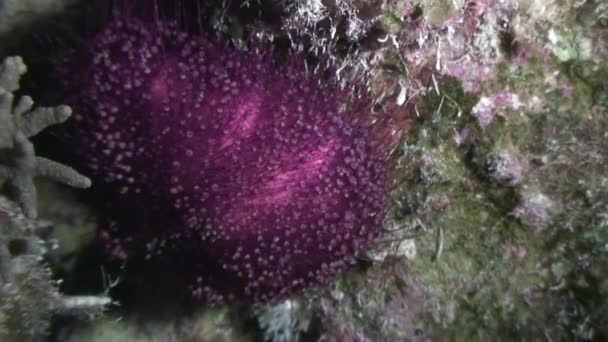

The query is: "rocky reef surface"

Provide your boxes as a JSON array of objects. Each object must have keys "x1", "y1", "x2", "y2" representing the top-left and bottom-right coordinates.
[{"x1": 1, "y1": 0, "x2": 607, "y2": 341}]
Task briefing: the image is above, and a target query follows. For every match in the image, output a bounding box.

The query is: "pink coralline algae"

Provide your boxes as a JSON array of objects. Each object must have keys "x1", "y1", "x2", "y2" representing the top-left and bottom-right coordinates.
[
  {"x1": 471, "y1": 91, "x2": 521, "y2": 128},
  {"x1": 59, "y1": 17, "x2": 390, "y2": 304}
]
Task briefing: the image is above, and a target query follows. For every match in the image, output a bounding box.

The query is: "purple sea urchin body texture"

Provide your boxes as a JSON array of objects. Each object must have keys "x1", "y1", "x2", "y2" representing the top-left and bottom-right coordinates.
[{"x1": 60, "y1": 18, "x2": 389, "y2": 304}]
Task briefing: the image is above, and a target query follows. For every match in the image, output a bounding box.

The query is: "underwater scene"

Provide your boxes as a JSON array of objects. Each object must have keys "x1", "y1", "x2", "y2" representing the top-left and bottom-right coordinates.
[{"x1": 0, "y1": 0, "x2": 607, "y2": 341}]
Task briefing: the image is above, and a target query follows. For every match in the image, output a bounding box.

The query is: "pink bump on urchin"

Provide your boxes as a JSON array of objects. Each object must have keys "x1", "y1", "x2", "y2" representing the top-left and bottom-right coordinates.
[{"x1": 58, "y1": 4, "x2": 392, "y2": 305}]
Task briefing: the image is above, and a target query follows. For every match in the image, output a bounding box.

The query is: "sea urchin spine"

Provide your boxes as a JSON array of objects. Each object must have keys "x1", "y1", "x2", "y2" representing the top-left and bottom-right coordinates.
[{"x1": 59, "y1": 4, "x2": 391, "y2": 304}]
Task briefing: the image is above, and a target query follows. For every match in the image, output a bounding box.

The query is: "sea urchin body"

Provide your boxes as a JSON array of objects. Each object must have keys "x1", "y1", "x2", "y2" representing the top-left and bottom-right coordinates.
[{"x1": 60, "y1": 15, "x2": 389, "y2": 304}]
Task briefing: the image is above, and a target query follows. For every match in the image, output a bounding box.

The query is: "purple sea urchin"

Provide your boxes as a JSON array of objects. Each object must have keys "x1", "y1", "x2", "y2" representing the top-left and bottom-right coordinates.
[{"x1": 59, "y1": 6, "x2": 391, "y2": 304}]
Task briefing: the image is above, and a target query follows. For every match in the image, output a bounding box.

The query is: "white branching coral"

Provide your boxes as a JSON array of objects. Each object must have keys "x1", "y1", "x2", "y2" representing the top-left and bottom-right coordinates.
[
  {"x1": 0, "y1": 197, "x2": 111, "y2": 341},
  {"x1": 287, "y1": 0, "x2": 328, "y2": 27},
  {"x1": 257, "y1": 299, "x2": 312, "y2": 342},
  {"x1": 0, "y1": 56, "x2": 91, "y2": 219},
  {"x1": 0, "y1": 55, "x2": 109, "y2": 341},
  {"x1": 282, "y1": 0, "x2": 381, "y2": 47}
]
